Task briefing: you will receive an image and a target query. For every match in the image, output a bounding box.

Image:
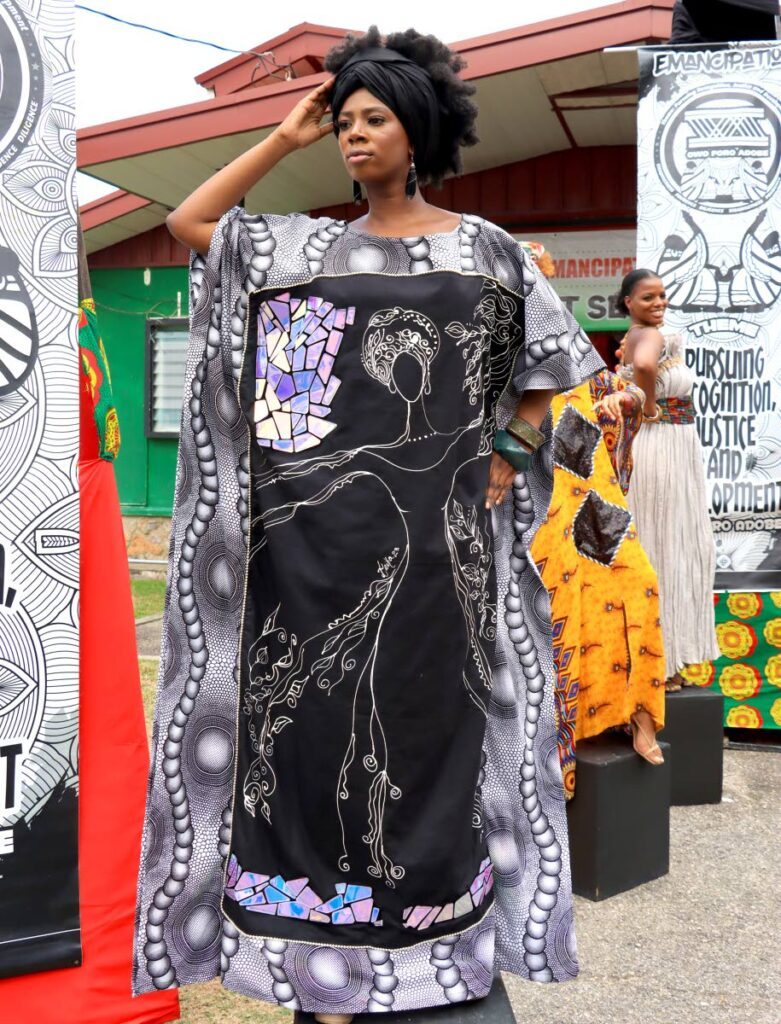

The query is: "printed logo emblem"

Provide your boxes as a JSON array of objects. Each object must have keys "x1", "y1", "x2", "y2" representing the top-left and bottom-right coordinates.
[
  {"x1": 0, "y1": 1, "x2": 43, "y2": 172},
  {"x1": 0, "y1": 246, "x2": 38, "y2": 397},
  {"x1": 655, "y1": 84, "x2": 781, "y2": 214}
]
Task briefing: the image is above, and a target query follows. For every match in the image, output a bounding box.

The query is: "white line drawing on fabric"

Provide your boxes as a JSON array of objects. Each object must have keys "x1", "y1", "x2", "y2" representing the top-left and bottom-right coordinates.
[
  {"x1": 444, "y1": 496, "x2": 496, "y2": 715},
  {"x1": 243, "y1": 470, "x2": 408, "y2": 888},
  {"x1": 237, "y1": 300, "x2": 496, "y2": 892}
]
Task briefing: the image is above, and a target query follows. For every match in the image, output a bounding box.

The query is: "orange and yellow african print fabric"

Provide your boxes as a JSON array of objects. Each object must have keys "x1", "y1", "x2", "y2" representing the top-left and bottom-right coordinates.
[{"x1": 530, "y1": 374, "x2": 666, "y2": 798}]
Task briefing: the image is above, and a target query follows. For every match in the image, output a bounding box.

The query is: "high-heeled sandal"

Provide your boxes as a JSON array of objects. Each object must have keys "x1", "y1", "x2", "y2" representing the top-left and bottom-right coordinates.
[{"x1": 630, "y1": 713, "x2": 665, "y2": 765}]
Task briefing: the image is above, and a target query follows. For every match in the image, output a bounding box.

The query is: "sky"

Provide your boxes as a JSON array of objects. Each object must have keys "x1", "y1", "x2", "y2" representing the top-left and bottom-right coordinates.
[{"x1": 75, "y1": 0, "x2": 617, "y2": 204}]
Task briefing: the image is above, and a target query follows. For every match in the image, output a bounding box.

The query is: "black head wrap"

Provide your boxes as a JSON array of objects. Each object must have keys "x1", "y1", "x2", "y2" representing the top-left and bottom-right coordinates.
[{"x1": 330, "y1": 47, "x2": 441, "y2": 179}]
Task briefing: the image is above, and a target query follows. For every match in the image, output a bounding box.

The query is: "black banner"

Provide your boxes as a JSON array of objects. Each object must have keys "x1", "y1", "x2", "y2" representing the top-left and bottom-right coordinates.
[{"x1": 0, "y1": 0, "x2": 80, "y2": 976}]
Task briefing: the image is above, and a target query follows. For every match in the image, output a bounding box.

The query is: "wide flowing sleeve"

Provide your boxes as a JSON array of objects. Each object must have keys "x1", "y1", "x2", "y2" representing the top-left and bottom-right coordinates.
[
  {"x1": 513, "y1": 249, "x2": 605, "y2": 394},
  {"x1": 590, "y1": 370, "x2": 644, "y2": 495},
  {"x1": 481, "y1": 235, "x2": 590, "y2": 978},
  {"x1": 133, "y1": 205, "x2": 286, "y2": 993}
]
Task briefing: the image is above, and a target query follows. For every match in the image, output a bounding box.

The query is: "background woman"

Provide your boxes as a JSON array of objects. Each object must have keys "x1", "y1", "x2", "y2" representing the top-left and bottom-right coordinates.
[
  {"x1": 524, "y1": 244, "x2": 665, "y2": 799},
  {"x1": 133, "y1": 27, "x2": 603, "y2": 1019},
  {"x1": 617, "y1": 269, "x2": 719, "y2": 690}
]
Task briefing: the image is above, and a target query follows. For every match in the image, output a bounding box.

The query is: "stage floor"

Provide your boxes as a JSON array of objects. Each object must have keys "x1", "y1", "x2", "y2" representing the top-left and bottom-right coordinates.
[
  {"x1": 503, "y1": 746, "x2": 781, "y2": 1024},
  {"x1": 137, "y1": 636, "x2": 779, "y2": 1024}
]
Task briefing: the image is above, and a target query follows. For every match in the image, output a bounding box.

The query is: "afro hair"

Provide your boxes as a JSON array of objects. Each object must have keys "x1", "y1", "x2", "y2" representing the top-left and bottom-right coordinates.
[{"x1": 324, "y1": 25, "x2": 479, "y2": 187}]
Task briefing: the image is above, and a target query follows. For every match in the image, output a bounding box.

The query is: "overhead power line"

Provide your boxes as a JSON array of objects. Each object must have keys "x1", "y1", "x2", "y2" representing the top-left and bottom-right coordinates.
[{"x1": 75, "y1": 3, "x2": 292, "y2": 74}]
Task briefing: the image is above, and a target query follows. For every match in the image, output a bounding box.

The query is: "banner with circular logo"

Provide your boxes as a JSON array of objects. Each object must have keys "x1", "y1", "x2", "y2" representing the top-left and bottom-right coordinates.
[
  {"x1": 0, "y1": 0, "x2": 80, "y2": 978},
  {"x1": 0, "y1": 0, "x2": 42, "y2": 173},
  {"x1": 639, "y1": 44, "x2": 781, "y2": 593}
]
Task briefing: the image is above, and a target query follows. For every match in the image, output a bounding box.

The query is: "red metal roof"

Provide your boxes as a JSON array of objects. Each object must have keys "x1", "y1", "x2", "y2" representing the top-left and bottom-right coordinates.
[
  {"x1": 436, "y1": 0, "x2": 673, "y2": 77},
  {"x1": 194, "y1": 22, "x2": 357, "y2": 96},
  {"x1": 89, "y1": 222, "x2": 189, "y2": 268},
  {"x1": 80, "y1": 189, "x2": 150, "y2": 231}
]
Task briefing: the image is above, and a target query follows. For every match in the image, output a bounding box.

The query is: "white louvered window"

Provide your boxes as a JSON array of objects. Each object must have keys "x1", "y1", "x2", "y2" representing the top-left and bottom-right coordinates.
[{"x1": 147, "y1": 319, "x2": 188, "y2": 437}]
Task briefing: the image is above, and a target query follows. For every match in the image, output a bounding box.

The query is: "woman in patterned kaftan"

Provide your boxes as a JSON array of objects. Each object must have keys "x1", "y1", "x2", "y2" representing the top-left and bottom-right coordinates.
[
  {"x1": 521, "y1": 244, "x2": 666, "y2": 798},
  {"x1": 134, "y1": 27, "x2": 604, "y2": 1020}
]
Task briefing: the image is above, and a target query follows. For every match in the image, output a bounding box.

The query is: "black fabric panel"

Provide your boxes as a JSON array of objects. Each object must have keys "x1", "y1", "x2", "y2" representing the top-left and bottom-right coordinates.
[
  {"x1": 553, "y1": 405, "x2": 601, "y2": 481},
  {"x1": 0, "y1": 783, "x2": 81, "y2": 979},
  {"x1": 573, "y1": 491, "x2": 632, "y2": 568},
  {"x1": 228, "y1": 271, "x2": 520, "y2": 948}
]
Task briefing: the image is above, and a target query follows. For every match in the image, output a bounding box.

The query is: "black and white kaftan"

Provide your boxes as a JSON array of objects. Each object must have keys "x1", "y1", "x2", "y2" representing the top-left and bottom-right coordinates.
[{"x1": 134, "y1": 209, "x2": 604, "y2": 1012}]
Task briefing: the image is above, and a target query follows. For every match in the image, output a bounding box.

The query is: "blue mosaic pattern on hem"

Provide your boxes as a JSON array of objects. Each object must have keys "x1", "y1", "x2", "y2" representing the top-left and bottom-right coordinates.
[
  {"x1": 403, "y1": 857, "x2": 493, "y2": 930},
  {"x1": 225, "y1": 854, "x2": 382, "y2": 926}
]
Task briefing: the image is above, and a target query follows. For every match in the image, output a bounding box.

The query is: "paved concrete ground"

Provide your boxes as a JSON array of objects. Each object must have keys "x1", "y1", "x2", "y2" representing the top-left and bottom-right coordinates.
[
  {"x1": 504, "y1": 748, "x2": 781, "y2": 1024},
  {"x1": 137, "y1": 614, "x2": 779, "y2": 1023}
]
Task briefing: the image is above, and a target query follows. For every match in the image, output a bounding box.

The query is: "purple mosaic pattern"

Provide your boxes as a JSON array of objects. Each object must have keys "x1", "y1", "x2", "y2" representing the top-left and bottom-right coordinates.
[
  {"x1": 402, "y1": 858, "x2": 493, "y2": 931},
  {"x1": 253, "y1": 292, "x2": 355, "y2": 452},
  {"x1": 225, "y1": 855, "x2": 382, "y2": 926}
]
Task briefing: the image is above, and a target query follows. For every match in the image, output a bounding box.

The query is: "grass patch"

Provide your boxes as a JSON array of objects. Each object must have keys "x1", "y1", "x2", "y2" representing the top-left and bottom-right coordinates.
[
  {"x1": 139, "y1": 657, "x2": 159, "y2": 737},
  {"x1": 131, "y1": 577, "x2": 167, "y2": 620},
  {"x1": 179, "y1": 980, "x2": 292, "y2": 1024}
]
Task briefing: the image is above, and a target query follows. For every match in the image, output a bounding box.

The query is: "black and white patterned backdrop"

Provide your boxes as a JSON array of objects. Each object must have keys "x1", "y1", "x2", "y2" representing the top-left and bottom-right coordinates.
[
  {"x1": 0, "y1": 0, "x2": 79, "y2": 978},
  {"x1": 638, "y1": 44, "x2": 781, "y2": 590}
]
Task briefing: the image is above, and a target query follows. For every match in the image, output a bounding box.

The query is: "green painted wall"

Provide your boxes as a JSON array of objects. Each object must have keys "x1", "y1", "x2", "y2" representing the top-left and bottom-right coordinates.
[{"x1": 91, "y1": 266, "x2": 188, "y2": 516}]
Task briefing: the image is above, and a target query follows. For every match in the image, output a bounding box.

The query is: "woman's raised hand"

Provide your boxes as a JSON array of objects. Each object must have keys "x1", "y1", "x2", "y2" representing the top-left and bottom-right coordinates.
[
  {"x1": 276, "y1": 78, "x2": 335, "y2": 151},
  {"x1": 166, "y1": 78, "x2": 336, "y2": 256},
  {"x1": 593, "y1": 392, "x2": 634, "y2": 423}
]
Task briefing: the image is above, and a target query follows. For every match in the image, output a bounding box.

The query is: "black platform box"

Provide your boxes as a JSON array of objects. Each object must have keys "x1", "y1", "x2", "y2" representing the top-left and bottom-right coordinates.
[
  {"x1": 294, "y1": 973, "x2": 515, "y2": 1024},
  {"x1": 566, "y1": 735, "x2": 671, "y2": 902},
  {"x1": 658, "y1": 687, "x2": 724, "y2": 806}
]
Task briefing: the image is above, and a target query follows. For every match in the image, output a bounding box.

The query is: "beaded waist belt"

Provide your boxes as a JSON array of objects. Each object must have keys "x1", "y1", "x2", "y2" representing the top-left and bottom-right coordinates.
[{"x1": 656, "y1": 396, "x2": 695, "y2": 425}]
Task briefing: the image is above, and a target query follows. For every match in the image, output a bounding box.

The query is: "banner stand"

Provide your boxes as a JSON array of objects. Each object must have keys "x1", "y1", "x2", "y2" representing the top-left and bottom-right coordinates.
[
  {"x1": 638, "y1": 42, "x2": 781, "y2": 592},
  {"x1": 0, "y1": 0, "x2": 81, "y2": 973}
]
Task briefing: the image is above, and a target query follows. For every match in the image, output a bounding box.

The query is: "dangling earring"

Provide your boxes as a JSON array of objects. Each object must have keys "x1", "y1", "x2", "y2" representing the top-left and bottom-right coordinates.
[
  {"x1": 405, "y1": 158, "x2": 417, "y2": 199},
  {"x1": 353, "y1": 179, "x2": 363, "y2": 205}
]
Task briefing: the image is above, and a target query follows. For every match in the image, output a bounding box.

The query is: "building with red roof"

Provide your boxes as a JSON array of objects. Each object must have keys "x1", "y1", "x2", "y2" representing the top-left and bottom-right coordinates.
[{"x1": 77, "y1": 0, "x2": 674, "y2": 533}]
